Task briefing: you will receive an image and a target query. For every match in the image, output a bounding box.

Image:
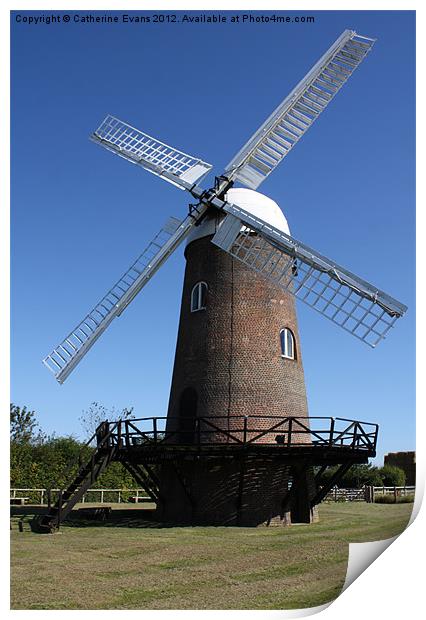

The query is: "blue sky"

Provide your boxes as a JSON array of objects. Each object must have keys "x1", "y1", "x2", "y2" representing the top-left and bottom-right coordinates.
[{"x1": 11, "y1": 10, "x2": 415, "y2": 464}]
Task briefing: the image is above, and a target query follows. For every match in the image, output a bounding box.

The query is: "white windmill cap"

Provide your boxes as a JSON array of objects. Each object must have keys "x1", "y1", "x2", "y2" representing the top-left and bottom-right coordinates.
[
  {"x1": 186, "y1": 188, "x2": 290, "y2": 245},
  {"x1": 225, "y1": 188, "x2": 291, "y2": 236}
]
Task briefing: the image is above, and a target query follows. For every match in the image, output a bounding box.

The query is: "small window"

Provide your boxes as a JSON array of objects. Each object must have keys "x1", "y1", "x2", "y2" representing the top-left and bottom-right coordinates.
[
  {"x1": 280, "y1": 328, "x2": 295, "y2": 360},
  {"x1": 191, "y1": 282, "x2": 208, "y2": 312}
]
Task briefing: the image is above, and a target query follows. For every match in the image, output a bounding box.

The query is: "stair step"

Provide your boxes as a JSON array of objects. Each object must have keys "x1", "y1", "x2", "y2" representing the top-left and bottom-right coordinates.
[{"x1": 38, "y1": 444, "x2": 116, "y2": 530}]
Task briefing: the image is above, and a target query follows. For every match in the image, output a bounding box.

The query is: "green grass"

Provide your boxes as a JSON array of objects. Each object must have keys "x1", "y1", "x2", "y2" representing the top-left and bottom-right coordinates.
[{"x1": 10, "y1": 502, "x2": 412, "y2": 610}]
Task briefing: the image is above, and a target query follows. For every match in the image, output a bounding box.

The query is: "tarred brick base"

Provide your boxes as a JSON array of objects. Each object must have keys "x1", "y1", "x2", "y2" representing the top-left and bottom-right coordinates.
[{"x1": 157, "y1": 457, "x2": 317, "y2": 526}]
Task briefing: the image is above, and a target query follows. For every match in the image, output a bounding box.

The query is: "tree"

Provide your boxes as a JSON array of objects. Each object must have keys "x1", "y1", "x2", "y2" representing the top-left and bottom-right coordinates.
[
  {"x1": 316, "y1": 463, "x2": 382, "y2": 488},
  {"x1": 10, "y1": 432, "x2": 139, "y2": 492},
  {"x1": 378, "y1": 464, "x2": 406, "y2": 486},
  {"x1": 10, "y1": 402, "x2": 141, "y2": 493},
  {"x1": 79, "y1": 402, "x2": 134, "y2": 439},
  {"x1": 10, "y1": 403, "x2": 43, "y2": 444},
  {"x1": 342, "y1": 463, "x2": 383, "y2": 488}
]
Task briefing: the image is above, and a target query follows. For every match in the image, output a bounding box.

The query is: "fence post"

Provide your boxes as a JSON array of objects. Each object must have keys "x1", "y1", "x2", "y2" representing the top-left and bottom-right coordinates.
[
  {"x1": 334, "y1": 486, "x2": 338, "y2": 502},
  {"x1": 288, "y1": 418, "x2": 293, "y2": 446},
  {"x1": 243, "y1": 416, "x2": 248, "y2": 445},
  {"x1": 47, "y1": 488, "x2": 51, "y2": 510},
  {"x1": 153, "y1": 418, "x2": 157, "y2": 443},
  {"x1": 58, "y1": 491, "x2": 62, "y2": 530},
  {"x1": 41, "y1": 489, "x2": 44, "y2": 505},
  {"x1": 118, "y1": 490, "x2": 121, "y2": 504},
  {"x1": 101, "y1": 490, "x2": 104, "y2": 504}
]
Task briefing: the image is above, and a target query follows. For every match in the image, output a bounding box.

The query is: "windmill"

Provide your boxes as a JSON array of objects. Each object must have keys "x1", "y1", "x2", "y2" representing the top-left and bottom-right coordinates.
[{"x1": 40, "y1": 30, "x2": 407, "y2": 529}]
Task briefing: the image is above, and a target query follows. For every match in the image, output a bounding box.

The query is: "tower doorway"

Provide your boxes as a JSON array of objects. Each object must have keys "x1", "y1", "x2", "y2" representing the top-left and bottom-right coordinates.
[{"x1": 179, "y1": 387, "x2": 197, "y2": 444}]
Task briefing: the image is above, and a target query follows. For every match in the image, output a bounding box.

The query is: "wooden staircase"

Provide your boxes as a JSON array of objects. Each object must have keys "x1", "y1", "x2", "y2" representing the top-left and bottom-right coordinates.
[{"x1": 32, "y1": 424, "x2": 118, "y2": 533}]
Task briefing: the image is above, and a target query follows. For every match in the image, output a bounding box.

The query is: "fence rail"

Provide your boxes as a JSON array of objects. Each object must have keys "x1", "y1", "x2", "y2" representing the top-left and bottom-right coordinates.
[
  {"x1": 10, "y1": 488, "x2": 150, "y2": 505},
  {"x1": 323, "y1": 485, "x2": 416, "y2": 502},
  {"x1": 11, "y1": 484, "x2": 415, "y2": 507},
  {"x1": 323, "y1": 486, "x2": 367, "y2": 502},
  {"x1": 373, "y1": 485, "x2": 415, "y2": 497}
]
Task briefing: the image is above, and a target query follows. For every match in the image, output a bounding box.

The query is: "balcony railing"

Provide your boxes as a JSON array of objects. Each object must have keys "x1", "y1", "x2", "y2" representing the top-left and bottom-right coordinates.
[{"x1": 98, "y1": 416, "x2": 378, "y2": 453}]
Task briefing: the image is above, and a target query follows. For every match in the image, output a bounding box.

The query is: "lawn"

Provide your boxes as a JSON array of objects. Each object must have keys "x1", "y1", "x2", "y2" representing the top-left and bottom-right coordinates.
[{"x1": 10, "y1": 502, "x2": 412, "y2": 610}]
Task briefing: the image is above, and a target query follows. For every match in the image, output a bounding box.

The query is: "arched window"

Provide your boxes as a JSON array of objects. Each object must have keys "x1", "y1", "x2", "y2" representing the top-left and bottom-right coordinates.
[
  {"x1": 191, "y1": 281, "x2": 208, "y2": 312},
  {"x1": 280, "y1": 328, "x2": 296, "y2": 360}
]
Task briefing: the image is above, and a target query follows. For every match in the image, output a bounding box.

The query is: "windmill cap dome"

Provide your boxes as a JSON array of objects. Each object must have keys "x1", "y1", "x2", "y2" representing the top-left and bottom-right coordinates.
[
  {"x1": 186, "y1": 188, "x2": 290, "y2": 246},
  {"x1": 225, "y1": 188, "x2": 290, "y2": 235}
]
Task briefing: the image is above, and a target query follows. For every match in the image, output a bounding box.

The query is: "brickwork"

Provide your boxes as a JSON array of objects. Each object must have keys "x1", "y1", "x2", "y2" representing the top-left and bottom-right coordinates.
[
  {"x1": 158, "y1": 457, "x2": 317, "y2": 526},
  {"x1": 159, "y1": 232, "x2": 316, "y2": 524},
  {"x1": 166, "y1": 234, "x2": 309, "y2": 438}
]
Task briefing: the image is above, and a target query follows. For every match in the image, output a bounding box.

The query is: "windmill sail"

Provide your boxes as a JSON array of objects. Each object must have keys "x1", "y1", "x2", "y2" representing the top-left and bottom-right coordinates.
[
  {"x1": 43, "y1": 211, "x2": 207, "y2": 384},
  {"x1": 91, "y1": 115, "x2": 212, "y2": 191},
  {"x1": 212, "y1": 204, "x2": 406, "y2": 347},
  {"x1": 224, "y1": 30, "x2": 375, "y2": 190}
]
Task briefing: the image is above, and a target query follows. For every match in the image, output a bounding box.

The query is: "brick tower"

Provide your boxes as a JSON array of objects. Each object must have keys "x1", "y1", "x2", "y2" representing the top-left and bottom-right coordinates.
[{"x1": 157, "y1": 189, "x2": 317, "y2": 526}]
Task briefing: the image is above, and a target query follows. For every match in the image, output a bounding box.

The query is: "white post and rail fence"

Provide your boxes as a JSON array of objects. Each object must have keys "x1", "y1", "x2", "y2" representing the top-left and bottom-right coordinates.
[
  {"x1": 10, "y1": 488, "x2": 151, "y2": 506},
  {"x1": 322, "y1": 485, "x2": 415, "y2": 503},
  {"x1": 10, "y1": 485, "x2": 415, "y2": 506}
]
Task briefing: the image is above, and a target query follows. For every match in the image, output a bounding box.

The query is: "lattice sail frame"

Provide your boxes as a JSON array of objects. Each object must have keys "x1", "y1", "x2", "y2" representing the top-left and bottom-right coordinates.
[
  {"x1": 224, "y1": 30, "x2": 376, "y2": 190},
  {"x1": 91, "y1": 115, "x2": 212, "y2": 190},
  {"x1": 42, "y1": 29, "x2": 408, "y2": 385},
  {"x1": 213, "y1": 205, "x2": 407, "y2": 347},
  {"x1": 43, "y1": 209, "x2": 207, "y2": 383}
]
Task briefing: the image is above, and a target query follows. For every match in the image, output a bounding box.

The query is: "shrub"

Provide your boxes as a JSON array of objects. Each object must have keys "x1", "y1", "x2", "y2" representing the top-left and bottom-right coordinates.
[
  {"x1": 374, "y1": 494, "x2": 396, "y2": 504},
  {"x1": 374, "y1": 494, "x2": 414, "y2": 504},
  {"x1": 397, "y1": 494, "x2": 415, "y2": 503},
  {"x1": 378, "y1": 464, "x2": 406, "y2": 487}
]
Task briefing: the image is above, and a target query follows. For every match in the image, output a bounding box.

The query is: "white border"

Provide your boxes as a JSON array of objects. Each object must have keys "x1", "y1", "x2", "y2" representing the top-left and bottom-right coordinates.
[{"x1": 3, "y1": 2, "x2": 422, "y2": 619}]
